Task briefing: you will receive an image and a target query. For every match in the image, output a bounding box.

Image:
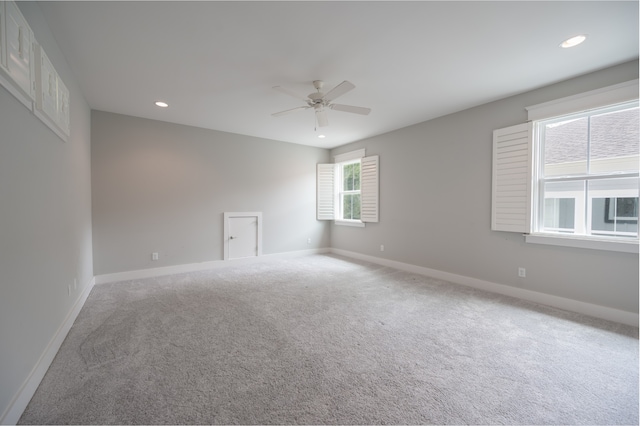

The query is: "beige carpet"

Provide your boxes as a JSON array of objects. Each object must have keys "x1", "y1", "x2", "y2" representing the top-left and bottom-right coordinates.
[{"x1": 19, "y1": 254, "x2": 639, "y2": 424}]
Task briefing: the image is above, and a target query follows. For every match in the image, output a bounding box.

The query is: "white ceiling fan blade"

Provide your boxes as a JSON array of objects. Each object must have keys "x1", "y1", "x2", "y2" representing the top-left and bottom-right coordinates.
[
  {"x1": 316, "y1": 109, "x2": 329, "y2": 127},
  {"x1": 330, "y1": 104, "x2": 371, "y2": 115},
  {"x1": 273, "y1": 85, "x2": 309, "y2": 102},
  {"x1": 323, "y1": 80, "x2": 355, "y2": 102},
  {"x1": 271, "y1": 106, "x2": 310, "y2": 117}
]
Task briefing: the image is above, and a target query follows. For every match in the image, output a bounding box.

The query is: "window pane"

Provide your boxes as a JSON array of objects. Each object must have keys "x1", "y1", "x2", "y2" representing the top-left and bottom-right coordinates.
[
  {"x1": 617, "y1": 197, "x2": 639, "y2": 220},
  {"x1": 589, "y1": 177, "x2": 639, "y2": 237},
  {"x1": 544, "y1": 198, "x2": 575, "y2": 231},
  {"x1": 590, "y1": 106, "x2": 639, "y2": 173},
  {"x1": 591, "y1": 198, "x2": 615, "y2": 233},
  {"x1": 353, "y1": 162, "x2": 361, "y2": 191},
  {"x1": 343, "y1": 164, "x2": 353, "y2": 191},
  {"x1": 542, "y1": 180, "x2": 583, "y2": 233},
  {"x1": 342, "y1": 162, "x2": 361, "y2": 192},
  {"x1": 544, "y1": 117, "x2": 588, "y2": 177},
  {"x1": 342, "y1": 193, "x2": 361, "y2": 220}
]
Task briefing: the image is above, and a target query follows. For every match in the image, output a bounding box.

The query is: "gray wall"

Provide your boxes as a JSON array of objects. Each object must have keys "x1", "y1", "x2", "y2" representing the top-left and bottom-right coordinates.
[
  {"x1": 91, "y1": 111, "x2": 330, "y2": 275},
  {"x1": 0, "y1": 2, "x2": 93, "y2": 421},
  {"x1": 331, "y1": 60, "x2": 639, "y2": 314}
]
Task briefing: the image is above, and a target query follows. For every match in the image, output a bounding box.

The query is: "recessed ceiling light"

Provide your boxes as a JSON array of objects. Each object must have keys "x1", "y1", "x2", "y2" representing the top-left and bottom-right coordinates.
[
  {"x1": 154, "y1": 101, "x2": 169, "y2": 108},
  {"x1": 318, "y1": 134, "x2": 326, "y2": 139},
  {"x1": 560, "y1": 35, "x2": 587, "y2": 48}
]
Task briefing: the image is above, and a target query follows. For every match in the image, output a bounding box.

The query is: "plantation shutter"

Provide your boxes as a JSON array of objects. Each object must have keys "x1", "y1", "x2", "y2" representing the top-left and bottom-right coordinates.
[
  {"x1": 317, "y1": 163, "x2": 335, "y2": 220},
  {"x1": 492, "y1": 122, "x2": 533, "y2": 233},
  {"x1": 361, "y1": 155, "x2": 379, "y2": 223}
]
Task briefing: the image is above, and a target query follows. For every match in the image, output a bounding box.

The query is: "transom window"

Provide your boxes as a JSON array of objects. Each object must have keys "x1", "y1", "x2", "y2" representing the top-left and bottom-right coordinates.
[{"x1": 534, "y1": 101, "x2": 639, "y2": 239}]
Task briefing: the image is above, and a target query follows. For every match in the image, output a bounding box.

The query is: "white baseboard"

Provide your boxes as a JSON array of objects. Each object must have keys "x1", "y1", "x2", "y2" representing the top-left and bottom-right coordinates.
[
  {"x1": 95, "y1": 248, "x2": 331, "y2": 285},
  {"x1": 330, "y1": 248, "x2": 639, "y2": 327},
  {"x1": 0, "y1": 277, "x2": 96, "y2": 425}
]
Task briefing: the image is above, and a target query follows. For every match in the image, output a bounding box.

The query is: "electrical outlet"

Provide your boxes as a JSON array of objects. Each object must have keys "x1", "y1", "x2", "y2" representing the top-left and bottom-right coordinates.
[
  {"x1": 152, "y1": 252, "x2": 159, "y2": 261},
  {"x1": 518, "y1": 267, "x2": 526, "y2": 278},
  {"x1": 307, "y1": 238, "x2": 311, "y2": 245},
  {"x1": 380, "y1": 244, "x2": 385, "y2": 252}
]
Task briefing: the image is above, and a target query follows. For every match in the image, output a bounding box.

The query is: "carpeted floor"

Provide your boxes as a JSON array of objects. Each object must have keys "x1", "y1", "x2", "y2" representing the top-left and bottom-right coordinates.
[{"x1": 19, "y1": 254, "x2": 639, "y2": 425}]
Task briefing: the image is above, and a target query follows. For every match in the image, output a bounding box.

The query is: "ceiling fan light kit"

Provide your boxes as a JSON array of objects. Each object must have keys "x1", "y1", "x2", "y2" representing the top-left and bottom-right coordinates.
[{"x1": 272, "y1": 80, "x2": 371, "y2": 128}]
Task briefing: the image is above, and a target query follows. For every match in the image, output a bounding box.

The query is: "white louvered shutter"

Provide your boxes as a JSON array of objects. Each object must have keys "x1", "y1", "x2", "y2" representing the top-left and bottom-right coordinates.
[
  {"x1": 317, "y1": 163, "x2": 335, "y2": 220},
  {"x1": 492, "y1": 123, "x2": 533, "y2": 233},
  {"x1": 361, "y1": 155, "x2": 379, "y2": 223}
]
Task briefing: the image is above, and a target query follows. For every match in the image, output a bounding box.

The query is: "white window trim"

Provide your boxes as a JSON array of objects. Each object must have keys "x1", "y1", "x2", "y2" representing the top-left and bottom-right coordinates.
[
  {"x1": 335, "y1": 219, "x2": 366, "y2": 228},
  {"x1": 525, "y1": 233, "x2": 639, "y2": 254},
  {"x1": 334, "y1": 148, "x2": 365, "y2": 163},
  {"x1": 491, "y1": 80, "x2": 639, "y2": 253},
  {"x1": 526, "y1": 79, "x2": 639, "y2": 121}
]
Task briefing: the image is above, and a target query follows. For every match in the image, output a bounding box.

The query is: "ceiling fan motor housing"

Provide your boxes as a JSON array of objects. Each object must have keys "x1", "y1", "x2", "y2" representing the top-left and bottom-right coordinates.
[
  {"x1": 308, "y1": 80, "x2": 326, "y2": 104},
  {"x1": 308, "y1": 92, "x2": 325, "y2": 103}
]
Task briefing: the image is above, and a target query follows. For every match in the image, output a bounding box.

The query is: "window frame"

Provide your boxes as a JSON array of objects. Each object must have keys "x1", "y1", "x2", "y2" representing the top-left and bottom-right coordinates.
[
  {"x1": 531, "y1": 101, "x2": 639, "y2": 246},
  {"x1": 334, "y1": 149, "x2": 365, "y2": 226},
  {"x1": 336, "y1": 158, "x2": 364, "y2": 226}
]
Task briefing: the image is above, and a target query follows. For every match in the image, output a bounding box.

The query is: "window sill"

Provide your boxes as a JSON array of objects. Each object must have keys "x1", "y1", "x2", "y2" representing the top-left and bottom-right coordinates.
[
  {"x1": 525, "y1": 233, "x2": 639, "y2": 254},
  {"x1": 335, "y1": 220, "x2": 365, "y2": 228}
]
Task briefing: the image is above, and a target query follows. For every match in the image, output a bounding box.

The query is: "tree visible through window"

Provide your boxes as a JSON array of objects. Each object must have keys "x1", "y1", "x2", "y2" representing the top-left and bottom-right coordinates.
[
  {"x1": 340, "y1": 160, "x2": 360, "y2": 220},
  {"x1": 340, "y1": 161, "x2": 361, "y2": 220}
]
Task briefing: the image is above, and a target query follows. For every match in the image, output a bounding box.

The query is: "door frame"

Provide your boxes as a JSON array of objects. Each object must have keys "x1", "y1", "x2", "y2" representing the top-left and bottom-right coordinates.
[{"x1": 223, "y1": 212, "x2": 262, "y2": 260}]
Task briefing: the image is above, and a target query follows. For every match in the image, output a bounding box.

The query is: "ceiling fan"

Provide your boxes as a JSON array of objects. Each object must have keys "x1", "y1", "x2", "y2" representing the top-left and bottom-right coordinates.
[{"x1": 271, "y1": 80, "x2": 371, "y2": 127}]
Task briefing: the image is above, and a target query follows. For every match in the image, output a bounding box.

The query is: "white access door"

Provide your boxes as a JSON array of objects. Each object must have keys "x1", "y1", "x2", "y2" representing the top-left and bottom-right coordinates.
[{"x1": 224, "y1": 212, "x2": 262, "y2": 260}]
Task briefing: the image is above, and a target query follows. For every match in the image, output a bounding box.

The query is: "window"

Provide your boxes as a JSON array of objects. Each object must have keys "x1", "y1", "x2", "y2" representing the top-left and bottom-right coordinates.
[
  {"x1": 492, "y1": 79, "x2": 639, "y2": 253},
  {"x1": 535, "y1": 102, "x2": 639, "y2": 239},
  {"x1": 339, "y1": 160, "x2": 361, "y2": 221},
  {"x1": 316, "y1": 149, "x2": 379, "y2": 226}
]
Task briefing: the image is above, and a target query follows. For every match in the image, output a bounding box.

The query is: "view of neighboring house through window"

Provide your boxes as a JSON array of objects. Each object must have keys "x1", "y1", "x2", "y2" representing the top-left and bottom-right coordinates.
[
  {"x1": 339, "y1": 160, "x2": 361, "y2": 221},
  {"x1": 536, "y1": 101, "x2": 639, "y2": 239}
]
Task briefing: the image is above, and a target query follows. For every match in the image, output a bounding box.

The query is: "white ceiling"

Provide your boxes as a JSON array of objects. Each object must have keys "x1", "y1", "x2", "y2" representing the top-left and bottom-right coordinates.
[{"x1": 38, "y1": 1, "x2": 638, "y2": 149}]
